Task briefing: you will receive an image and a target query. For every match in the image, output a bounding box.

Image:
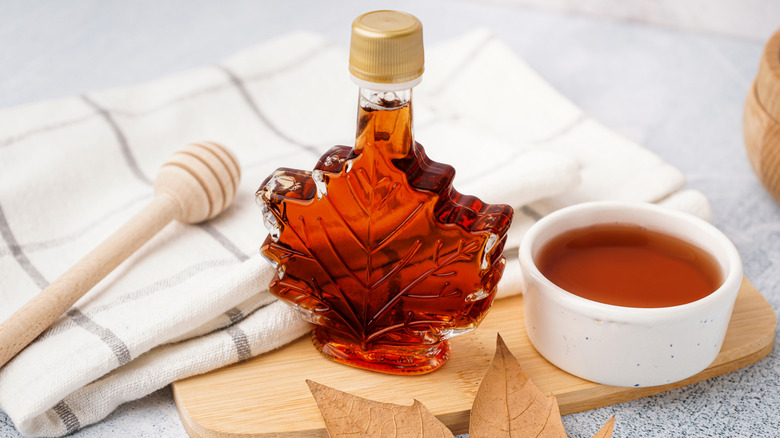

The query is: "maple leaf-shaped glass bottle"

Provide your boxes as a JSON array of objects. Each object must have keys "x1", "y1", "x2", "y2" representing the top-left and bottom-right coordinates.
[{"x1": 256, "y1": 10, "x2": 513, "y2": 374}]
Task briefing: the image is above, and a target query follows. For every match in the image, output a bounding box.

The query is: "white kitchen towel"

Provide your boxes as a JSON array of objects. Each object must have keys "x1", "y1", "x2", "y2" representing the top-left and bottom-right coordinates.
[{"x1": 0, "y1": 30, "x2": 709, "y2": 437}]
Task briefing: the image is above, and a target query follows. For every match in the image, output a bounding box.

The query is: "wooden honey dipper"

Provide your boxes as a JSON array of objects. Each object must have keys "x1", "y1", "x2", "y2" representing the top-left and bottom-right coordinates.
[{"x1": 0, "y1": 142, "x2": 241, "y2": 369}]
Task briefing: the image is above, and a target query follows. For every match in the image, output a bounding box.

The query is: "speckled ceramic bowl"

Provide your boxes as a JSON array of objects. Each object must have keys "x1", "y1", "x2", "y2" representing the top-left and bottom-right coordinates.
[{"x1": 519, "y1": 201, "x2": 742, "y2": 387}]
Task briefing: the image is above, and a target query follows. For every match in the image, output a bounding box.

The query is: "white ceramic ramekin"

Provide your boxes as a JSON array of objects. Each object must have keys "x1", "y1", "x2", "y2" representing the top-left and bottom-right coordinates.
[{"x1": 519, "y1": 201, "x2": 742, "y2": 387}]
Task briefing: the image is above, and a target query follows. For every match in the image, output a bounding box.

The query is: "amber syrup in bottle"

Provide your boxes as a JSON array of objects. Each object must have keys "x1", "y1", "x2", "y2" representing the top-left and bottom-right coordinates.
[{"x1": 256, "y1": 11, "x2": 513, "y2": 374}]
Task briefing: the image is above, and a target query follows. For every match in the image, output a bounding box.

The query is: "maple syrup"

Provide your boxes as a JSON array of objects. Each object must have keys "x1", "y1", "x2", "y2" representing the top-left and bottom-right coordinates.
[
  {"x1": 536, "y1": 224, "x2": 723, "y2": 308},
  {"x1": 255, "y1": 11, "x2": 513, "y2": 374}
]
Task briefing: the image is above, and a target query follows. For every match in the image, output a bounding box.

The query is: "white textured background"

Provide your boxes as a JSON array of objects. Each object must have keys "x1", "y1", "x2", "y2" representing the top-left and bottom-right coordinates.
[{"x1": 1, "y1": 1, "x2": 778, "y2": 437}]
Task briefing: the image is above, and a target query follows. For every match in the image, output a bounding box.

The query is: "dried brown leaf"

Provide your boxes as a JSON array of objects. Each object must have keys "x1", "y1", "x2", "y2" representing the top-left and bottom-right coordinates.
[
  {"x1": 307, "y1": 334, "x2": 616, "y2": 437},
  {"x1": 306, "y1": 379, "x2": 455, "y2": 438},
  {"x1": 469, "y1": 334, "x2": 567, "y2": 438},
  {"x1": 591, "y1": 415, "x2": 615, "y2": 438}
]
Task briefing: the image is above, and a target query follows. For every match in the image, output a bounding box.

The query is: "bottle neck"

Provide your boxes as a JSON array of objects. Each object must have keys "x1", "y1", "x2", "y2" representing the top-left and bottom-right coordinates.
[{"x1": 354, "y1": 87, "x2": 414, "y2": 157}]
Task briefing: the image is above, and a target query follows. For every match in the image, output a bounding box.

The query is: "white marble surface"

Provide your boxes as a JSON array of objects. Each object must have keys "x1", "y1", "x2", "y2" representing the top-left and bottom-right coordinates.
[
  {"x1": 492, "y1": 0, "x2": 780, "y2": 41},
  {"x1": 1, "y1": 1, "x2": 778, "y2": 437}
]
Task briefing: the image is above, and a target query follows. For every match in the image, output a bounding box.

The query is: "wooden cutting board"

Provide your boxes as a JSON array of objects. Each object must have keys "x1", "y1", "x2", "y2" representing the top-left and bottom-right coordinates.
[{"x1": 172, "y1": 277, "x2": 776, "y2": 437}]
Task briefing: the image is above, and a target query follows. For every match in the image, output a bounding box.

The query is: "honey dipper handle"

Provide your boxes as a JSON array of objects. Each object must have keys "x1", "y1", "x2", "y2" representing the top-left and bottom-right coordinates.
[{"x1": 0, "y1": 195, "x2": 178, "y2": 369}]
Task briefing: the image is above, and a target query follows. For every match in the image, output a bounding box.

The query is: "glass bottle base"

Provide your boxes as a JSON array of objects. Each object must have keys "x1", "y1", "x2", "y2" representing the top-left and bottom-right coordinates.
[{"x1": 311, "y1": 328, "x2": 451, "y2": 375}]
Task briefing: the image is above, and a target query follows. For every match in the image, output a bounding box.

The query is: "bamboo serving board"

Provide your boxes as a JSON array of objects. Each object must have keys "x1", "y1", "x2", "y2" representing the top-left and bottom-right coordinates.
[{"x1": 172, "y1": 277, "x2": 775, "y2": 437}]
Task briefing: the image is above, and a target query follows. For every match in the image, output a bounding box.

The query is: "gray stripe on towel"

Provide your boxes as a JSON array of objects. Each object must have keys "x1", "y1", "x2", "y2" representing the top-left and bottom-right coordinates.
[
  {"x1": 68, "y1": 308, "x2": 132, "y2": 365},
  {"x1": 520, "y1": 205, "x2": 543, "y2": 221},
  {"x1": 81, "y1": 95, "x2": 151, "y2": 184},
  {"x1": 0, "y1": 193, "x2": 151, "y2": 258},
  {"x1": 0, "y1": 112, "x2": 96, "y2": 148},
  {"x1": 0, "y1": 42, "x2": 334, "y2": 149},
  {"x1": 34, "y1": 258, "x2": 238, "y2": 344},
  {"x1": 225, "y1": 307, "x2": 252, "y2": 360},
  {"x1": 227, "y1": 325, "x2": 252, "y2": 361},
  {"x1": 217, "y1": 65, "x2": 320, "y2": 156},
  {"x1": 52, "y1": 400, "x2": 80, "y2": 433},
  {"x1": 198, "y1": 223, "x2": 249, "y2": 262},
  {"x1": 225, "y1": 307, "x2": 245, "y2": 324},
  {"x1": 0, "y1": 203, "x2": 49, "y2": 289}
]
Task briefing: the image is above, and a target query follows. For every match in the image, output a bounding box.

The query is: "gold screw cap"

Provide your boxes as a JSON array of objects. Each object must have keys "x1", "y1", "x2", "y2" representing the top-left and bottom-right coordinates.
[{"x1": 349, "y1": 10, "x2": 424, "y2": 85}]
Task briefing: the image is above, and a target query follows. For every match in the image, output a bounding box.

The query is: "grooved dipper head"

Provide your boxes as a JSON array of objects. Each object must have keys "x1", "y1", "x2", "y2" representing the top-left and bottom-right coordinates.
[{"x1": 154, "y1": 142, "x2": 241, "y2": 224}]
